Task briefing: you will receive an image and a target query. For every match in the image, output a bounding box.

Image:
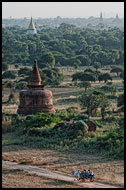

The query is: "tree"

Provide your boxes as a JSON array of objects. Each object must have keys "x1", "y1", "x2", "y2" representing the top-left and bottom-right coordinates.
[
  {"x1": 2, "y1": 80, "x2": 7, "y2": 97},
  {"x1": 15, "y1": 81, "x2": 27, "y2": 90},
  {"x1": 2, "y1": 70, "x2": 17, "y2": 79},
  {"x1": 97, "y1": 50, "x2": 111, "y2": 66},
  {"x1": 40, "y1": 67, "x2": 64, "y2": 85},
  {"x1": 80, "y1": 73, "x2": 96, "y2": 82},
  {"x1": 110, "y1": 67, "x2": 123, "y2": 76},
  {"x1": 99, "y1": 93, "x2": 109, "y2": 120},
  {"x1": 79, "y1": 81, "x2": 91, "y2": 91},
  {"x1": 72, "y1": 72, "x2": 83, "y2": 82},
  {"x1": 79, "y1": 90, "x2": 109, "y2": 120},
  {"x1": 18, "y1": 67, "x2": 32, "y2": 76},
  {"x1": 2, "y1": 63, "x2": 9, "y2": 71},
  {"x1": 109, "y1": 86, "x2": 118, "y2": 96},
  {"x1": 93, "y1": 62, "x2": 101, "y2": 71},
  {"x1": 39, "y1": 51, "x2": 55, "y2": 68},
  {"x1": 79, "y1": 91, "x2": 100, "y2": 119},
  {"x1": 76, "y1": 55, "x2": 91, "y2": 66},
  {"x1": 94, "y1": 70, "x2": 101, "y2": 79},
  {"x1": 4, "y1": 81, "x2": 16, "y2": 94},
  {"x1": 92, "y1": 90, "x2": 109, "y2": 120},
  {"x1": 15, "y1": 64, "x2": 19, "y2": 69},
  {"x1": 117, "y1": 94, "x2": 124, "y2": 107},
  {"x1": 84, "y1": 68, "x2": 94, "y2": 73},
  {"x1": 72, "y1": 72, "x2": 96, "y2": 85},
  {"x1": 7, "y1": 88, "x2": 16, "y2": 104},
  {"x1": 84, "y1": 68, "x2": 101, "y2": 81},
  {"x1": 73, "y1": 59, "x2": 82, "y2": 69},
  {"x1": 98, "y1": 73, "x2": 112, "y2": 83},
  {"x1": 120, "y1": 71, "x2": 124, "y2": 79}
]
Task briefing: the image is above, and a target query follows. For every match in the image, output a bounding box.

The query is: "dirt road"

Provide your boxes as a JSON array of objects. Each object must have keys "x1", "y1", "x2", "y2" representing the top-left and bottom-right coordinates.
[{"x1": 2, "y1": 160, "x2": 123, "y2": 188}]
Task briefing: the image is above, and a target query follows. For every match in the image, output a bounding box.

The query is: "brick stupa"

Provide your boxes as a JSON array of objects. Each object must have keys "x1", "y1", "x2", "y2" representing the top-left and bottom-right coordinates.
[{"x1": 17, "y1": 60, "x2": 55, "y2": 115}]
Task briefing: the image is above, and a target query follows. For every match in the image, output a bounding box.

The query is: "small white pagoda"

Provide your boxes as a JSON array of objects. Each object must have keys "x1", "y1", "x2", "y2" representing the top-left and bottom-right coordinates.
[{"x1": 27, "y1": 17, "x2": 37, "y2": 34}]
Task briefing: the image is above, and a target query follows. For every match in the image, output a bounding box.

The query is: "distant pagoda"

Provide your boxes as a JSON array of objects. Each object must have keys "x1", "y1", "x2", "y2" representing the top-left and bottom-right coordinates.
[
  {"x1": 17, "y1": 60, "x2": 55, "y2": 115},
  {"x1": 115, "y1": 14, "x2": 119, "y2": 20},
  {"x1": 100, "y1": 12, "x2": 103, "y2": 20},
  {"x1": 27, "y1": 17, "x2": 37, "y2": 34}
]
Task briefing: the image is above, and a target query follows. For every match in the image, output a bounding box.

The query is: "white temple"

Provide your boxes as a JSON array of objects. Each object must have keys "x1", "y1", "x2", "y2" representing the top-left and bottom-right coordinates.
[{"x1": 27, "y1": 17, "x2": 37, "y2": 34}]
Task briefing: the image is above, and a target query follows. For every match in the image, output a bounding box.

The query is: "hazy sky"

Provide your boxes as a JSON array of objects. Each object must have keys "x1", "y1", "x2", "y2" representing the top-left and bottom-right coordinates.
[{"x1": 2, "y1": 2, "x2": 124, "y2": 19}]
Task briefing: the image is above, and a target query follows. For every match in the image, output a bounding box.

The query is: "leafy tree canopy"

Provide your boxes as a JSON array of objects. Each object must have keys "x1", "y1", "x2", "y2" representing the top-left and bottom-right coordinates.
[
  {"x1": 2, "y1": 26, "x2": 124, "y2": 67},
  {"x1": 2, "y1": 70, "x2": 17, "y2": 79},
  {"x1": 110, "y1": 67, "x2": 123, "y2": 76},
  {"x1": 98, "y1": 73, "x2": 112, "y2": 83}
]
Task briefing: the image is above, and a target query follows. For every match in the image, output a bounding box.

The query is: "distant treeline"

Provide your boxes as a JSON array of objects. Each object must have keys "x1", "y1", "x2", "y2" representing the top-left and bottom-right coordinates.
[{"x1": 2, "y1": 16, "x2": 124, "y2": 29}]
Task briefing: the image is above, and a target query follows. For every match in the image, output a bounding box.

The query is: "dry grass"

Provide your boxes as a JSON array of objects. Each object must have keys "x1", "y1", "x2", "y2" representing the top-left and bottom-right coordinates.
[
  {"x1": 2, "y1": 144, "x2": 124, "y2": 186},
  {"x1": 2, "y1": 105, "x2": 18, "y2": 114},
  {"x1": 2, "y1": 167, "x2": 82, "y2": 188}
]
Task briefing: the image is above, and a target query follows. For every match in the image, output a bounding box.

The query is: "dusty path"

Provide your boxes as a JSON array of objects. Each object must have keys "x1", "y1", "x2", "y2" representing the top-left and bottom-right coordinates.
[{"x1": 2, "y1": 160, "x2": 123, "y2": 188}]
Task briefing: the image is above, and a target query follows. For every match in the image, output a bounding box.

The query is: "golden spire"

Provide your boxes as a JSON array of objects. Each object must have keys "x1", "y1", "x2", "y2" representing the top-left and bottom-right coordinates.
[{"x1": 28, "y1": 17, "x2": 36, "y2": 30}]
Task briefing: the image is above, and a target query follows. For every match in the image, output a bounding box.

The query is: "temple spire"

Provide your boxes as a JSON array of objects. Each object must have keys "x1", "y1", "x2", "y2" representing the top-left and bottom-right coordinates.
[
  {"x1": 27, "y1": 17, "x2": 37, "y2": 34},
  {"x1": 100, "y1": 12, "x2": 103, "y2": 20},
  {"x1": 29, "y1": 60, "x2": 41, "y2": 86},
  {"x1": 28, "y1": 17, "x2": 36, "y2": 30},
  {"x1": 116, "y1": 14, "x2": 119, "y2": 19}
]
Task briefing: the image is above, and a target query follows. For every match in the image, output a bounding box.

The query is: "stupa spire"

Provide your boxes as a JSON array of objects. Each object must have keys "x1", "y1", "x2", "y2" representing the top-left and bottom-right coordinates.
[
  {"x1": 28, "y1": 17, "x2": 36, "y2": 29},
  {"x1": 116, "y1": 14, "x2": 119, "y2": 19},
  {"x1": 27, "y1": 17, "x2": 37, "y2": 34},
  {"x1": 29, "y1": 60, "x2": 41, "y2": 86},
  {"x1": 100, "y1": 12, "x2": 103, "y2": 19}
]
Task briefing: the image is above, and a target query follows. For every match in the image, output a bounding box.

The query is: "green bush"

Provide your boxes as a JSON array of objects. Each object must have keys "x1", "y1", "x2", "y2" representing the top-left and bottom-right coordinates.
[
  {"x1": 106, "y1": 82, "x2": 113, "y2": 86},
  {"x1": 22, "y1": 112, "x2": 60, "y2": 132},
  {"x1": 100, "y1": 85, "x2": 109, "y2": 92},
  {"x1": 94, "y1": 120, "x2": 102, "y2": 128},
  {"x1": 116, "y1": 116, "x2": 124, "y2": 128},
  {"x1": 55, "y1": 109, "x2": 68, "y2": 120},
  {"x1": 66, "y1": 107, "x2": 79, "y2": 114},
  {"x1": 74, "y1": 114, "x2": 88, "y2": 121},
  {"x1": 91, "y1": 111, "x2": 101, "y2": 117},
  {"x1": 27, "y1": 127, "x2": 42, "y2": 136},
  {"x1": 74, "y1": 120, "x2": 88, "y2": 136},
  {"x1": 27, "y1": 127, "x2": 51, "y2": 137},
  {"x1": 104, "y1": 115, "x2": 116, "y2": 123},
  {"x1": 107, "y1": 95, "x2": 117, "y2": 99},
  {"x1": 15, "y1": 81, "x2": 27, "y2": 90},
  {"x1": 94, "y1": 129, "x2": 124, "y2": 158}
]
